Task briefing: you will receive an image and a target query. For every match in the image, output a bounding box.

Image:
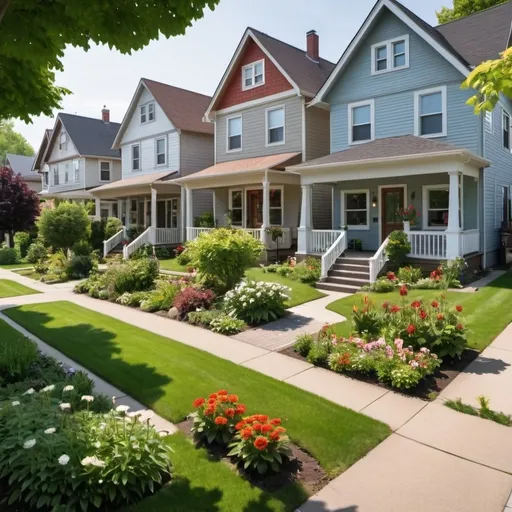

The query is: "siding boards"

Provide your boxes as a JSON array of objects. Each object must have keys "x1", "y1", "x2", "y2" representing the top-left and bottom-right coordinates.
[
  {"x1": 180, "y1": 132, "x2": 214, "y2": 175},
  {"x1": 306, "y1": 106, "x2": 331, "y2": 160}
]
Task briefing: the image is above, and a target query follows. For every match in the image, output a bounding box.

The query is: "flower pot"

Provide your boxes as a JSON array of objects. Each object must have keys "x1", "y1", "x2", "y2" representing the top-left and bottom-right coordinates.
[{"x1": 403, "y1": 221, "x2": 410, "y2": 232}]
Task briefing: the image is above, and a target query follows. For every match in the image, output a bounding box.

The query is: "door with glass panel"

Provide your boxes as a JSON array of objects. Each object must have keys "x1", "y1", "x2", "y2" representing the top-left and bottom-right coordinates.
[
  {"x1": 381, "y1": 187, "x2": 404, "y2": 240},
  {"x1": 246, "y1": 190, "x2": 263, "y2": 228}
]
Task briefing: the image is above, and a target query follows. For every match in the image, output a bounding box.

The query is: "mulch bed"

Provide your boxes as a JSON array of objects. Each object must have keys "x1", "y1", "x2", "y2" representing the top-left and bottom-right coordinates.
[
  {"x1": 176, "y1": 417, "x2": 328, "y2": 494},
  {"x1": 279, "y1": 346, "x2": 479, "y2": 400}
]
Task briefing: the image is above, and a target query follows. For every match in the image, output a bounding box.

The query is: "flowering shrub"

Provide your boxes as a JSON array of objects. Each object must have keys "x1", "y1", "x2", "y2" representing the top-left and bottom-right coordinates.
[
  {"x1": 175, "y1": 245, "x2": 185, "y2": 256},
  {"x1": 352, "y1": 296, "x2": 383, "y2": 339},
  {"x1": 173, "y1": 286, "x2": 216, "y2": 317},
  {"x1": 365, "y1": 276, "x2": 396, "y2": 293},
  {"x1": 140, "y1": 280, "x2": 182, "y2": 312},
  {"x1": 190, "y1": 390, "x2": 247, "y2": 444},
  {"x1": 263, "y1": 257, "x2": 320, "y2": 284},
  {"x1": 228, "y1": 415, "x2": 292, "y2": 474},
  {"x1": 224, "y1": 280, "x2": 290, "y2": 324},
  {"x1": 397, "y1": 204, "x2": 419, "y2": 224}
]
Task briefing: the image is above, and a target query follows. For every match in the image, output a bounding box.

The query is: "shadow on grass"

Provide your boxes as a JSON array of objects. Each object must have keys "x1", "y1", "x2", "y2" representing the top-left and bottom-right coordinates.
[{"x1": 4, "y1": 308, "x2": 171, "y2": 408}]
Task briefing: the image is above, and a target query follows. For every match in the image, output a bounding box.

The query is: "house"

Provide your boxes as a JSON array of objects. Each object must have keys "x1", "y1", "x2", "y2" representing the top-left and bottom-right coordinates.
[
  {"x1": 33, "y1": 109, "x2": 122, "y2": 216},
  {"x1": 5, "y1": 153, "x2": 39, "y2": 192},
  {"x1": 288, "y1": 0, "x2": 512, "y2": 291},
  {"x1": 173, "y1": 27, "x2": 335, "y2": 254},
  {"x1": 91, "y1": 78, "x2": 214, "y2": 257}
]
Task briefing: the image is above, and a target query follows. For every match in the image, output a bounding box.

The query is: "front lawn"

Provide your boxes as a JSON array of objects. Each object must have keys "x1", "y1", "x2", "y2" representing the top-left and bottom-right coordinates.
[
  {"x1": 4, "y1": 301, "x2": 390, "y2": 480},
  {"x1": 328, "y1": 272, "x2": 512, "y2": 351},
  {"x1": 0, "y1": 263, "x2": 33, "y2": 270},
  {"x1": 158, "y1": 258, "x2": 188, "y2": 273},
  {"x1": 13, "y1": 268, "x2": 42, "y2": 280},
  {"x1": 0, "y1": 279, "x2": 39, "y2": 298}
]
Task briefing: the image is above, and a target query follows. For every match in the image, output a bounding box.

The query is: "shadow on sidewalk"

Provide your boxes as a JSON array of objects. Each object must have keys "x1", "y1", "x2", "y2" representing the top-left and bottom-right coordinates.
[
  {"x1": 297, "y1": 502, "x2": 358, "y2": 512},
  {"x1": 464, "y1": 355, "x2": 510, "y2": 375}
]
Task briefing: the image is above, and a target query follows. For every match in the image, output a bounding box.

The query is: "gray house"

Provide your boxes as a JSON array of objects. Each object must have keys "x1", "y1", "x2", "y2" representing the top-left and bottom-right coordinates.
[{"x1": 5, "y1": 153, "x2": 39, "y2": 192}]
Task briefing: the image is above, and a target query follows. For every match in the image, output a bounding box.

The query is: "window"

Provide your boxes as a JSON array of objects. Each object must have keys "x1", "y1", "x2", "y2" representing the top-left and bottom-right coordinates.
[
  {"x1": 503, "y1": 110, "x2": 510, "y2": 150},
  {"x1": 64, "y1": 163, "x2": 69, "y2": 183},
  {"x1": 424, "y1": 186, "x2": 449, "y2": 228},
  {"x1": 496, "y1": 185, "x2": 508, "y2": 228},
  {"x1": 156, "y1": 138, "x2": 166, "y2": 165},
  {"x1": 269, "y1": 188, "x2": 283, "y2": 225},
  {"x1": 148, "y1": 102, "x2": 155, "y2": 122},
  {"x1": 266, "y1": 107, "x2": 285, "y2": 145},
  {"x1": 342, "y1": 190, "x2": 369, "y2": 229},
  {"x1": 141, "y1": 102, "x2": 155, "y2": 124},
  {"x1": 73, "y1": 160, "x2": 80, "y2": 182},
  {"x1": 53, "y1": 167, "x2": 59, "y2": 185},
  {"x1": 242, "y1": 60, "x2": 264, "y2": 90},
  {"x1": 59, "y1": 131, "x2": 67, "y2": 150},
  {"x1": 414, "y1": 86, "x2": 447, "y2": 138},
  {"x1": 166, "y1": 198, "x2": 179, "y2": 228},
  {"x1": 485, "y1": 110, "x2": 493, "y2": 134},
  {"x1": 100, "y1": 161, "x2": 111, "y2": 182},
  {"x1": 229, "y1": 190, "x2": 243, "y2": 226},
  {"x1": 227, "y1": 116, "x2": 242, "y2": 151},
  {"x1": 348, "y1": 100, "x2": 374, "y2": 144},
  {"x1": 371, "y1": 35, "x2": 409, "y2": 75},
  {"x1": 132, "y1": 145, "x2": 140, "y2": 171},
  {"x1": 43, "y1": 172, "x2": 49, "y2": 186}
]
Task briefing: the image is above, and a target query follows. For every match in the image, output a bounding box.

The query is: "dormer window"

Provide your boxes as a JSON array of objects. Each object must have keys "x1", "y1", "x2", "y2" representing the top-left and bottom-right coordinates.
[
  {"x1": 242, "y1": 60, "x2": 265, "y2": 90},
  {"x1": 141, "y1": 102, "x2": 155, "y2": 124},
  {"x1": 371, "y1": 35, "x2": 409, "y2": 75},
  {"x1": 59, "y1": 131, "x2": 67, "y2": 150}
]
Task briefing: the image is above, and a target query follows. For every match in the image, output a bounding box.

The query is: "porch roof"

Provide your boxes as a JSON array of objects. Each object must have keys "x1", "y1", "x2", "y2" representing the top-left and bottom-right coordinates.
[
  {"x1": 91, "y1": 171, "x2": 179, "y2": 198},
  {"x1": 39, "y1": 189, "x2": 95, "y2": 200}
]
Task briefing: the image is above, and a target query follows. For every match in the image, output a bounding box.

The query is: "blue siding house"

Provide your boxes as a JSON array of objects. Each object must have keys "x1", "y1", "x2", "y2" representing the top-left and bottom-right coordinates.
[{"x1": 290, "y1": 0, "x2": 512, "y2": 288}]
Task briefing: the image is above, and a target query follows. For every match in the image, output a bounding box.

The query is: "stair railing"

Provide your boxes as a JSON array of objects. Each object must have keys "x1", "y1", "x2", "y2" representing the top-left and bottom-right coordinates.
[
  {"x1": 320, "y1": 231, "x2": 347, "y2": 279},
  {"x1": 123, "y1": 228, "x2": 151, "y2": 260},
  {"x1": 103, "y1": 228, "x2": 126, "y2": 258},
  {"x1": 369, "y1": 236, "x2": 390, "y2": 283}
]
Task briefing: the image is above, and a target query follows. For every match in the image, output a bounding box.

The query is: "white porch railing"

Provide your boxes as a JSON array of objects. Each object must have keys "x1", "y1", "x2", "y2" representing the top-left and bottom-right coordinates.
[
  {"x1": 462, "y1": 229, "x2": 480, "y2": 255},
  {"x1": 103, "y1": 228, "x2": 126, "y2": 258},
  {"x1": 369, "y1": 236, "x2": 390, "y2": 283},
  {"x1": 243, "y1": 228, "x2": 262, "y2": 241},
  {"x1": 155, "y1": 227, "x2": 181, "y2": 245},
  {"x1": 408, "y1": 231, "x2": 447, "y2": 260},
  {"x1": 311, "y1": 230, "x2": 344, "y2": 253},
  {"x1": 187, "y1": 227, "x2": 213, "y2": 240},
  {"x1": 123, "y1": 228, "x2": 151, "y2": 259},
  {"x1": 321, "y1": 231, "x2": 347, "y2": 279}
]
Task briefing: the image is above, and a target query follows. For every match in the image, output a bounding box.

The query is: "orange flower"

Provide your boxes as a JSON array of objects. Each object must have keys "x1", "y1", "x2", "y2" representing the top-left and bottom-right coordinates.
[
  {"x1": 257, "y1": 415, "x2": 269, "y2": 423},
  {"x1": 241, "y1": 427, "x2": 253, "y2": 440},
  {"x1": 209, "y1": 393, "x2": 218, "y2": 399},
  {"x1": 437, "y1": 313, "x2": 444, "y2": 321},
  {"x1": 193, "y1": 397, "x2": 205, "y2": 408},
  {"x1": 253, "y1": 423, "x2": 262, "y2": 432},
  {"x1": 204, "y1": 407, "x2": 215, "y2": 416},
  {"x1": 228, "y1": 394, "x2": 238, "y2": 403},
  {"x1": 235, "y1": 404, "x2": 246, "y2": 414},
  {"x1": 218, "y1": 395, "x2": 228, "y2": 402},
  {"x1": 270, "y1": 431, "x2": 281, "y2": 441},
  {"x1": 270, "y1": 418, "x2": 281, "y2": 426},
  {"x1": 214, "y1": 416, "x2": 228, "y2": 425},
  {"x1": 455, "y1": 305, "x2": 463, "y2": 312},
  {"x1": 275, "y1": 426, "x2": 286, "y2": 434},
  {"x1": 431, "y1": 300, "x2": 439, "y2": 308},
  {"x1": 254, "y1": 436, "x2": 269, "y2": 451},
  {"x1": 217, "y1": 390, "x2": 228, "y2": 396},
  {"x1": 225, "y1": 408, "x2": 235, "y2": 418},
  {"x1": 235, "y1": 420, "x2": 246, "y2": 431},
  {"x1": 261, "y1": 424, "x2": 273, "y2": 433},
  {"x1": 208, "y1": 398, "x2": 217, "y2": 405}
]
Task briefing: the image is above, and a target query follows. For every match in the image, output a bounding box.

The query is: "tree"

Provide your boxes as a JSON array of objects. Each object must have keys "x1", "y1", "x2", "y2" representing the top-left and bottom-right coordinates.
[
  {"x1": 0, "y1": 120, "x2": 34, "y2": 164},
  {"x1": 0, "y1": 166, "x2": 40, "y2": 245},
  {"x1": 462, "y1": 47, "x2": 512, "y2": 113},
  {"x1": 436, "y1": 0, "x2": 507, "y2": 23},
  {"x1": 38, "y1": 202, "x2": 91, "y2": 251},
  {"x1": 0, "y1": 0, "x2": 219, "y2": 123}
]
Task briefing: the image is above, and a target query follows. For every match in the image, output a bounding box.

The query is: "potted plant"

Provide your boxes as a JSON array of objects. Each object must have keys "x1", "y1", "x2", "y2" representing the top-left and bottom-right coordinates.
[
  {"x1": 397, "y1": 205, "x2": 419, "y2": 231},
  {"x1": 265, "y1": 226, "x2": 284, "y2": 263}
]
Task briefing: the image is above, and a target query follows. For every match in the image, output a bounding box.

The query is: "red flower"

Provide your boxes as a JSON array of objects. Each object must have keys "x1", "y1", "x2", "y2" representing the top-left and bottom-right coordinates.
[
  {"x1": 419, "y1": 310, "x2": 427, "y2": 320},
  {"x1": 228, "y1": 394, "x2": 238, "y2": 403},
  {"x1": 270, "y1": 418, "x2": 281, "y2": 426},
  {"x1": 456, "y1": 323, "x2": 464, "y2": 330},
  {"x1": 407, "y1": 324, "x2": 416, "y2": 335},
  {"x1": 411, "y1": 300, "x2": 421, "y2": 309},
  {"x1": 214, "y1": 416, "x2": 228, "y2": 425},
  {"x1": 261, "y1": 424, "x2": 273, "y2": 433},
  {"x1": 270, "y1": 431, "x2": 281, "y2": 441},
  {"x1": 275, "y1": 427, "x2": 286, "y2": 434},
  {"x1": 235, "y1": 404, "x2": 246, "y2": 414},
  {"x1": 431, "y1": 300, "x2": 439, "y2": 308},
  {"x1": 209, "y1": 393, "x2": 218, "y2": 399},
  {"x1": 217, "y1": 390, "x2": 228, "y2": 396},
  {"x1": 387, "y1": 271, "x2": 396, "y2": 281},
  {"x1": 257, "y1": 415, "x2": 269, "y2": 423},
  {"x1": 193, "y1": 397, "x2": 205, "y2": 408},
  {"x1": 241, "y1": 427, "x2": 253, "y2": 440},
  {"x1": 204, "y1": 407, "x2": 215, "y2": 416},
  {"x1": 253, "y1": 423, "x2": 262, "y2": 432},
  {"x1": 399, "y1": 285, "x2": 408, "y2": 296},
  {"x1": 391, "y1": 305, "x2": 401, "y2": 313},
  {"x1": 218, "y1": 395, "x2": 227, "y2": 402},
  {"x1": 254, "y1": 436, "x2": 269, "y2": 451},
  {"x1": 382, "y1": 301, "x2": 390, "y2": 310},
  {"x1": 455, "y1": 305, "x2": 463, "y2": 312},
  {"x1": 208, "y1": 398, "x2": 217, "y2": 405},
  {"x1": 235, "y1": 420, "x2": 246, "y2": 430},
  {"x1": 225, "y1": 408, "x2": 235, "y2": 418},
  {"x1": 437, "y1": 313, "x2": 444, "y2": 321}
]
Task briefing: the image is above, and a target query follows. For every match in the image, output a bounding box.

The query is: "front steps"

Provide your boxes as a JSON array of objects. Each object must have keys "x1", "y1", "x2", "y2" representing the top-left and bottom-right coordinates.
[{"x1": 316, "y1": 255, "x2": 370, "y2": 294}]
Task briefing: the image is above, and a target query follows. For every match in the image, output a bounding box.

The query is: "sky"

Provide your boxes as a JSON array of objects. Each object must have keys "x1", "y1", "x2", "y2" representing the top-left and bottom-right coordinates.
[{"x1": 14, "y1": 0, "x2": 447, "y2": 151}]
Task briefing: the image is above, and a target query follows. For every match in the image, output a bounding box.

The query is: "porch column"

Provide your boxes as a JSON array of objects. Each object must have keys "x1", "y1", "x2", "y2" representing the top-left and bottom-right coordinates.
[
  {"x1": 180, "y1": 186, "x2": 186, "y2": 243},
  {"x1": 143, "y1": 197, "x2": 148, "y2": 229},
  {"x1": 297, "y1": 184, "x2": 313, "y2": 254},
  {"x1": 261, "y1": 177, "x2": 270, "y2": 245},
  {"x1": 124, "y1": 197, "x2": 131, "y2": 229},
  {"x1": 446, "y1": 170, "x2": 462, "y2": 259},
  {"x1": 117, "y1": 199, "x2": 123, "y2": 222},
  {"x1": 150, "y1": 187, "x2": 157, "y2": 244},
  {"x1": 185, "y1": 187, "x2": 193, "y2": 240},
  {"x1": 95, "y1": 198, "x2": 101, "y2": 221}
]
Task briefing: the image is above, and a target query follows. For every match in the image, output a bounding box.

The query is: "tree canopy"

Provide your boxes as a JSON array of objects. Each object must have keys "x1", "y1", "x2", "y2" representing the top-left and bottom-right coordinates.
[
  {"x1": 0, "y1": 0, "x2": 219, "y2": 123},
  {"x1": 436, "y1": 0, "x2": 507, "y2": 23},
  {"x1": 0, "y1": 120, "x2": 34, "y2": 164}
]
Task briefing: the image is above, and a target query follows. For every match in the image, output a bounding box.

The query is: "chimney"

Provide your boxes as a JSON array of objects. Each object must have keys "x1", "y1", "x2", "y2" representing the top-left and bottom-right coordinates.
[
  {"x1": 306, "y1": 30, "x2": 319, "y2": 63},
  {"x1": 101, "y1": 105, "x2": 110, "y2": 123}
]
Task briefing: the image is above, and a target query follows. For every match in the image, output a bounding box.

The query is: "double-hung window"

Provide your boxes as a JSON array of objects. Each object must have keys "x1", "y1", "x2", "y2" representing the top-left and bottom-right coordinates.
[
  {"x1": 100, "y1": 161, "x2": 110, "y2": 181},
  {"x1": 53, "y1": 167, "x2": 59, "y2": 185},
  {"x1": 423, "y1": 185, "x2": 450, "y2": 228},
  {"x1": 156, "y1": 137, "x2": 166, "y2": 165},
  {"x1": 59, "y1": 131, "x2": 67, "y2": 150},
  {"x1": 415, "y1": 86, "x2": 447, "y2": 138},
  {"x1": 132, "y1": 145, "x2": 140, "y2": 171},
  {"x1": 227, "y1": 116, "x2": 242, "y2": 151},
  {"x1": 503, "y1": 110, "x2": 510, "y2": 150},
  {"x1": 342, "y1": 190, "x2": 369, "y2": 229},
  {"x1": 73, "y1": 160, "x2": 80, "y2": 182},
  {"x1": 371, "y1": 35, "x2": 409, "y2": 75},
  {"x1": 242, "y1": 60, "x2": 264, "y2": 90},
  {"x1": 229, "y1": 190, "x2": 243, "y2": 226},
  {"x1": 64, "y1": 163, "x2": 69, "y2": 183},
  {"x1": 166, "y1": 198, "x2": 179, "y2": 228},
  {"x1": 269, "y1": 188, "x2": 283, "y2": 225},
  {"x1": 141, "y1": 102, "x2": 155, "y2": 124},
  {"x1": 348, "y1": 100, "x2": 374, "y2": 144},
  {"x1": 43, "y1": 172, "x2": 49, "y2": 186},
  {"x1": 266, "y1": 107, "x2": 285, "y2": 145}
]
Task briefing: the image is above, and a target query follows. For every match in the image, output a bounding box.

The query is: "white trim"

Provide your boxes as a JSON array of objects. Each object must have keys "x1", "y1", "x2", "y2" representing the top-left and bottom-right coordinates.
[
  {"x1": 140, "y1": 100, "x2": 156, "y2": 125},
  {"x1": 413, "y1": 86, "x2": 447, "y2": 138},
  {"x1": 370, "y1": 34, "x2": 409, "y2": 75},
  {"x1": 241, "y1": 59, "x2": 265, "y2": 91},
  {"x1": 310, "y1": 0, "x2": 469, "y2": 106},
  {"x1": 228, "y1": 188, "x2": 244, "y2": 227},
  {"x1": 155, "y1": 136, "x2": 167, "y2": 167},
  {"x1": 226, "y1": 114, "x2": 243, "y2": 153},
  {"x1": 502, "y1": 108, "x2": 510, "y2": 151},
  {"x1": 340, "y1": 189, "x2": 370, "y2": 230},
  {"x1": 348, "y1": 99, "x2": 375, "y2": 145},
  {"x1": 73, "y1": 159, "x2": 80, "y2": 183},
  {"x1": 421, "y1": 183, "x2": 458, "y2": 230},
  {"x1": 228, "y1": 185, "x2": 284, "y2": 228},
  {"x1": 484, "y1": 110, "x2": 493, "y2": 134},
  {"x1": 215, "y1": 90, "x2": 296, "y2": 117},
  {"x1": 265, "y1": 105, "x2": 286, "y2": 147},
  {"x1": 377, "y1": 184, "x2": 407, "y2": 245},
  {"x1": 301, "y1": 97, "x2": 307, "y2": 162},
  {"x1": 131, "y1": 143, "x2": 141, "y2": 172},
  {"x1": 98, "y1": 160, "x2": 112, "y2": 183}
]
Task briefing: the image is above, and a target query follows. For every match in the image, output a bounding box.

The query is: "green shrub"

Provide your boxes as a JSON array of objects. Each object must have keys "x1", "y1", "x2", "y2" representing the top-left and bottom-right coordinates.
[
  {"x1": 66, "y1": 253, "x2": 96, "y2": 279},
  {"x1": 385, "y1": 230, "x2": 411, "y2": 267},
  {"x1": 294, "y1": 334, "x2": 314, "y2": 357},
  {"x1": 412, "y1": 278, "x2": 445, "y2": 290},
  {"x1": 352, "y1": 298, "x2": 383, "y2": 339},
  {"x1": 140, "y1": 281, "x2": 181, "y2": 312},
  {"x1": 194, "y1": 211, "x2": 215, "y2": 228},
  {"x1": 104, "y1": 217, "x2": 123, "y2": 239},
  {"x1": 0, "y1": 334, "x2": 38, "y2": 384},
  {"x1": 106, "y1": 257, "x2": 159, "y2": 296},
  {"x1": 26, "y1": 241, "x2": 48, "y2": 263},
  {"x1": 155, "y1": 247, "x2": 172, "y2": 259},
  {"x1": 187, "y1": 309, "x2": 223, "y2": 327},
  {"x1": 115, "y1": 290, "x2": 152, "y2": 307},
  {"x1": 293, "y1": 257, "x2": 321, "y2": 284},
  {"x1": 210, "y1": 315, "x2": 246, "y2": 335},
  {"x1": 186, "y1": 228, "x2": 263, "y2": 292},
  {"x1": 397, "y1": 266, "x2": 422, "y2": 284},
  {"x1": 90, "y1": 218, "x2": 107, "y2": 251},
  {"x1": 0, "y1": 243, "x2": 19, "y2": 264},
  {"x1": 176, "y1": 248, "x2": 192, "y2": 265},
  {"x1": 71, "y1": 240, "x2": 93, "y2": 256},
  {"x1": 14, "y1": 231, "x2": 32, "y2": 259},
  {"x1": 369, "y1": 277, "x2": 396, "y2": 293},
  {"x1": 306, "y1": 342, "x2": 330, "y2": 366},
  {"x1": 440, "y1": 257, "x2": 467, "y2": 287},
  {"x1": 132, "y1": 242, "x2": 153, "y2": 259}
]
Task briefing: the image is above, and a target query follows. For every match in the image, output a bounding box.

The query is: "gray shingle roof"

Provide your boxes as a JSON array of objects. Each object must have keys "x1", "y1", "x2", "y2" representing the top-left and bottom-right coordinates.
[
  {"x1": 59, "y1": 113, "x2": 121, "y2": 158},
  {"x1": 5, "y1": 153, "x2": 37, "y2": 180}
]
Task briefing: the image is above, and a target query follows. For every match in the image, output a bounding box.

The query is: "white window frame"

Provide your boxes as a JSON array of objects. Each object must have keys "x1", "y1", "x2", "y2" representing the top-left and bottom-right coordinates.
[
  {"x1": 268, "y1": 186, "x2": 284, "y2": 226},
  {"x1": 226, "y1": 115, "x2": 242, "y2": 153},
  {"x1": 502, "y1": 110, "x2": 510, "y2": 150},
  {"x1": 140, "y1": 101, "x2": 155, "y2": 125},
  {"x1": 53, "y1": 166, "x2": 59, "y2": 186},
  {"x1": 265, "y1": 105, "x2": 285, "y2": 147},
  {"x1": 131, "y1": 144, "x2": 141, "y2": 171},
  {"x1": 422, "y1": 183, "x2": 462, "y2": 231},
  {"x1": 59, "y1": 131, "x2": 67, "y2": 151},
  {"x1": 228, "y1": 186, "x2": 285, "y2": 228},
  {"x1": 229, "y1": 188, "x2": 244, "y2": 227},
  {"x1": 371, "y1": 35, "x2": 409, "y2": 75},
  {"x1": 64, "y1": 163, "x2": 69, "y2": 183},
  {"x1": 340, "y1": 189, "x2": 370, "y2": 230},
  {"x1": 485, "y1": 110, "x2": 493, "y2": 134},
  {"x1": 348, "y1": 99, "x2": 375, "y2": 145},
  {"x1": 414, "y1": 86, "x2": 447, "y2": 138},
  {"x1": 73, "y1": 160, "x2": 80, "y2": 182},
  {"x1": 496, "y1": 184, "x2": 507, "y2": 229},
  {"x1": 241, "y1": 59, "x2": 265, "y2": 91},
  {"x1": 155, "y1": 137, "x2": 167, "y2": 166},
  {"x1": 165, "y1": 198, "x2": 179, "y2": 228},
  {"x1": 99, "y1": 160, "x2": 111, "y2": 182}
]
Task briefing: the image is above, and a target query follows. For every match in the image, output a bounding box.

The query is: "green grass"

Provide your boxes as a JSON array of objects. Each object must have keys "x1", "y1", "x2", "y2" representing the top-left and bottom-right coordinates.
[
  {"x1": 13, "y1": 269, "x2": 42, "y2": 280},
  {"x1": 327, "y1": 272, "x2": 512, "y2": 351},
  {"x1": 4, "y1": 301, "x2": 390, "y2": 478},
  {"x1": 158, "y1": 258, "x2": 188, "y2": 273},
  {"x1": 0, "y1": 263, "x2": 33, "y2": 270},
  {"x1": 0, "y1": 318, "x2": 26, "y2": 341},
  {"x1": 124, "y1": 433, "x2": 307, "y2": 512},
  {"x1": 0, "y1": 279, "x2": 39, "y2": 298},
  {"x1": 245, "y1": 267, "x2": 325, "y2": 308}
]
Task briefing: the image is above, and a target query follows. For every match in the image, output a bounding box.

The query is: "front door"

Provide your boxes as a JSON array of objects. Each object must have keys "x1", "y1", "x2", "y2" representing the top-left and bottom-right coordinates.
[
  {"x1": 381, "y1": 187, "x2": 404, "y2": 240},
  {"x1": 246, "y1": 190, "x2": 263, "y2": 228}
]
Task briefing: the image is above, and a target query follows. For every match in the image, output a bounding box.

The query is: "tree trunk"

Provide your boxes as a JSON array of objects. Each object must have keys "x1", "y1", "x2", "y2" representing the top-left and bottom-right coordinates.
[{"x1": 0, "y1": 0, "x2": 11, "y2": 24}]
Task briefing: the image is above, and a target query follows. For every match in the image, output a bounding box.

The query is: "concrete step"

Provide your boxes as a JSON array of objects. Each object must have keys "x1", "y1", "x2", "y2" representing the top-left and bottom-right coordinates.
[
  {"x1": 326, "y1": 276, "x2": 370, "y2": 287},
  {"x1": 332, "y1": 263, "x2": 370, "y2": 272},
  {"x1": 316, "y1": 281, "x2": 361, "y2": 294},
  {"x1": 329, "y1": 269, "x2": 370, "y2": 279},
  {"x1": 336, "y1": 257, "x2": 370, "y2": 267}
]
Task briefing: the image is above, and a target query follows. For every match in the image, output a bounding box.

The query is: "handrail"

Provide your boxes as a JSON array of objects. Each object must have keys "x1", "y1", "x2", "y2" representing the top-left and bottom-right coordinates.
[
  {"x1": 103, "y1": 228, "x2": 126, "y2": 258},
  {"x1": 320, "y1": 231, "x2": 347, "y2": 279},
  {"x1": 123, "y1": 228, "x2": 151, "y2": 259},
  {"x1": 369, "y1": 236, "x2": 390, "y2": 283},
  {"x1": 311, "y1": 229, "x2": 343, "y2": 253}
]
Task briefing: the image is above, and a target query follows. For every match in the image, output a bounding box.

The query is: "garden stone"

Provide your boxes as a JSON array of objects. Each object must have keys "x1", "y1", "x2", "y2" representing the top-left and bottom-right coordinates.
[{"x1": 168, "y1": 307, "x2": 179, "y2": 320}]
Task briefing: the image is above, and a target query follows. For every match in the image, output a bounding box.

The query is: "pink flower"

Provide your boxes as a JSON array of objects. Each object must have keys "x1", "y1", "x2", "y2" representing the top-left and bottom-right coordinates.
[
  {"x1": 419, "y1": 347, "x2": 430, "y2": 354},
  {"x1": 410, "y1": 360, "x2": 419, "y2": 368},
  {"x1": 394, "y1": 338, "x2": 404, "y2": 350}
]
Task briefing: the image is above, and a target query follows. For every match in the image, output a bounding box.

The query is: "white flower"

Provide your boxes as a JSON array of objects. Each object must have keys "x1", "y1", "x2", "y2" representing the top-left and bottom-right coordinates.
[
  {"x1": 63, "y1": 385, "x2": 74, "y2": 392},
  {"x1": 40, "y1": 385, "x2": 55, "y2": 393},
  {"x1": 11, "y1": 401, "x2": 20, "y2": 407},
  {"x1": 99, "y1": 423, "x2": 106, "y2": 430},
  {"x1": 132, "y1": 443, "x2": 139, "y2": 449},
  {"x1": 22, "y1": 388, "x2": 35, "y2": 396},
  {"x1": 115, "y1": 405, "x2": 130, "y2": 413},
  {"x1": 81, "y1": 456, "x2": 106, "y2": 468},
  {"x1": 81, "y1": 395, "x2": 94, "y2": 403},
  {"x1": 58, "y1": 454, "x2": 70, "y2": 466},
  {"x1": 44, "y1": 427, "x2": 56, "y2": 435},
  {"x1": 59, "y1": 403, "x2": 71, "y2": 410},
  {"x1": 243, "y1": 302, "x2": 247, "y2": 307},
  {"x1": 23, "y1": 439, "x2": 36, "y2": 449},
  {"x1": 249, "y1": 298, "x2": 254, "y2": 303},
  {"x1": 94, "y1": 441, "x2": 101, "y2": 448}
]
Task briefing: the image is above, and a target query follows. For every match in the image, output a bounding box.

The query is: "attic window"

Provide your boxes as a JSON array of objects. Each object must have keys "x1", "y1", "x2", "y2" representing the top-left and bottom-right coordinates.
[
  {"x1": 371, "y1": 35, "x2": 409, "y2": 75},
  {"x1": 141, "y1": 102, "x2": 155, "y2": 124},
  {"x1": 242, "y1": 60, "x2": 265, "y2": 90},
  {"x1": 59, "y1": 131, "x2": 67, "y2": 150}
]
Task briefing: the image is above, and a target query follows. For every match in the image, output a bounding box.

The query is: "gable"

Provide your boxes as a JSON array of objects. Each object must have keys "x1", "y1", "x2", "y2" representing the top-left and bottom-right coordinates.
[
  {"x1": 215, "y1": 38, "x2": 294, "y2": 111},
  {"x1": 47, "y1": 121, "x2": 80, "y2": 163}
]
